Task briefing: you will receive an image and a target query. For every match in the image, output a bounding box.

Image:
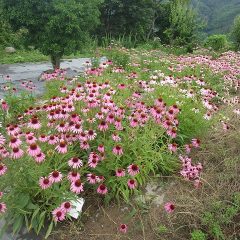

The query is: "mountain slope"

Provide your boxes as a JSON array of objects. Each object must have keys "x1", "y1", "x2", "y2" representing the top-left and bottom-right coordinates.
[{"x1": 193, "y1": 0, "x2": 240, "y2": 34}]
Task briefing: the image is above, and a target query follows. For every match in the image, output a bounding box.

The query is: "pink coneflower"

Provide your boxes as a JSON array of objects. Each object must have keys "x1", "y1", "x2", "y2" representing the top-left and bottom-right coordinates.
[
  {"x1": 168, "y1": 143, "x2": 178, "y2": 153},
  {"x1": 11, "y1": 147, "x2": 24, "y2": 159},
  {"x1": 112, "y1": 133, "x2": 121, "y2": 142},
  {"x1": 38, "y1": 134, "x2": 48, "y2": 142},
  {"x1": 39, "y1": 177, "x2": 52, "y2": 190},
  {"x1": 164, "y1": 202, "x2": 175, "y2": 213},
  {"x1": 98, "y1": 144, "x2": 105, "y2": 153},
  {"x1": 118, "y1": 84, "x2": 126, "y2": 90},
  {"x1": 116, "y1": 168, "x2": 125, "y2": 177},
  {"x1": 98, "y1": 121, "x2": 109, "y2": 132},
  {"x1": 185, "y1": 144, "x2": 192, "y2": 154},
  {"x1": 113, "y1": 145, "x2": 123, "y2": 156},
  {"x1": 88, "y1": 158, "x2": 98, "y2": 168},
  {"x1": 87, "y1": 129, "x2": 97, "y2": 141},
  {"x1": 119, "y1": 224, "x2": 128, "y2": 233},
  {"x1": 87, "y1": 173, "x2": 98, "y2": 184},
  {"x1": 34, "y1": 152, "x2": 46, "y2": 163},
  {"x1": 9, "y1": 137, "x2": 22, "y2": 148},
  {"x1": 28, "y1": 118, "x2": 41, "y2": 129},
  {"x1": 1, "y1": 101, "x2": 9, "y2": 111},
  {"x1": 70, "y1": 179, "x2": 84, "y2": 194},
  {"x1": 127, "y1": 164, "x2": 139, "y2": 176},
  {"x1": 49, "y1": 171, "x2": 63, "y2": 183},
  {"x1": 80, "y1": 141, "x2": 90, "y2": 150},
  {"x1": 191, "y1": 138, "x2": 200, "y2": 148},
  {"x1": 27, "y1": 143, "x2": 41, "y2": 157},
  {"x1": 56, "y1": 122, "x2": 68, "y2": 132},
  {"x1": 0, "y1": 134, "x2": 6, "y2": 145},
  {"x1": 52, "y1": 207, "x2": 66, "y2": 222},
  {"x1": 26, "y1": 135, "x2": 37, "y2": 144},
  {"x1": 0, "y1": 202, "x2": 7, "y2": 213},
  {"x1": 68, "y1": 157, "x2": 83, "y2": 169},
  {"x1": 61, "y1": 201, "x2": 72, "y2": 213},
  {"x1": 130, "y1": 118, "x2": 139, "y2": 128},
  {"x1": 127, "y1": 179, "x2": 137, "y2": 189},
  {"x1": 167, "y1": 127, "x2": 177, "y2": 138},
  {"x1": 48, "y1": 135, "x2": 58, "y2": 145},
  {"x1": 56, "y1": 141, "x2": 68, "y2": 154},
  {"x1": 71, "y1": 123, "x2": 82, "y2": 134},
  {"x1": 0, "y1": 164, "x2": 7, "y2": 176},
  {"x1": 97, "y1": 184, "x2": 108, "y2": 195},
  {"x1": 67, "y1": 171, "x2": 80, "y2": 182}
]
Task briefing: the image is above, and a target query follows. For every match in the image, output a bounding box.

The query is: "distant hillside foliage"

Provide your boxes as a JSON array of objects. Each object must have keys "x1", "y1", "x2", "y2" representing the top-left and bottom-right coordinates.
[{"x1": 193, "y1": 0, "x2": 240, "y2": 34}]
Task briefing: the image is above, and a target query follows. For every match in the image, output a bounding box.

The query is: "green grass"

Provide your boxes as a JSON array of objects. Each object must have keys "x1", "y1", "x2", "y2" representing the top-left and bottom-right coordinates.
[
  {"x1": 0, "y1": 49, "x2": 95, "y2": 64},
  {"x1": 0, "y1": 49, "x2": 49, "y2": 64}
]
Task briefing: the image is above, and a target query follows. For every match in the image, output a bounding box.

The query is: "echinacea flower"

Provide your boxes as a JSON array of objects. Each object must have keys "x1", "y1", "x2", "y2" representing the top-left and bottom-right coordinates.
[
  {"x1": 68, "y1": 157, "x2": 83, "y2": 169},
  {"x1": 9, "y1": 137, "x2": 22, "y2": 148},
  {"x1": 52, "y1": 207, "x2": 66, "y2": 222},
  {"x1": 127, "y1": 179, "x2": 137, "y2": 189},
  {"x1": 112, "y1": 145, "x2": 123, "y2": 156},
  {"x1": 87, "y1": 173, "x2": 98, "y2": 184},
  {"x1": 70, "y1": 179, "x2": 84, "y2": 194},
  {"x1": 0, "y1": 202, "x2": 7, "y2": 214},
  {"x1": 39, "y1": 177, "x2": 52, "y2": 190},
  {"x1": 56, "y1": 141, "x2": 68, "y2": 154},
  {"x1": 97, "y1": 144, "x2": 105, "y2": 153},
  {"x1": 49, "y1": 171, "x2": 63, "y2": 183},
  {"x1": 0, "y1": 164, "x2": 7, "y2": 176},
  {"x1": 127, "y1": 164, "x2": 140, "y2": 176},
  {"x1": 97, "y1": 184, "x2": 108, "y2": 195},
  {"x1": 61, "y1": 201, "x2": 72, "y2": 213},
  {"x1": 27, "y1": 143, "x2": 41, "y2": 157},
  {"x1": 11, "y1": 147, "x2": 24, "y2": 159},
  {"x1": 119, "y1": 224, "x2": 128, "y2": 233},
  {"x1": 34, "y1": 152, "x2": 46, "y2": 163},
  {"x1": 164, "y1": 202, "x2": 175, "y2": 213},
  {"x1": 116, "y1": 168, "x2": 125, "y2": 177},
  {"x1": 67, "y1": 171, "x2": 80, "y2": 182}
]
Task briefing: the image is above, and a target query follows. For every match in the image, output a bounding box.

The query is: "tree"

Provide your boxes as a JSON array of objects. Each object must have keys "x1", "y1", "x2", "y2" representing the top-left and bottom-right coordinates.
[
  {"x1": 97, "y1": 0, "x2": 156, "y2": 40},
  {"x1": 1, "y1": 0, "x2": 102, "y2": 69},
  {"x1": 232, "y1": 15, "x2": 240, "y2": 50},
  {"x1": 164, "y1": 0, "x2": 203, "y2": 50}
]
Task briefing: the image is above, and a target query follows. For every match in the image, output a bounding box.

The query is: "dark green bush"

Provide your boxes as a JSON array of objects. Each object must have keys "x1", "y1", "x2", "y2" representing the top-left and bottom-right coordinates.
[{"x1": 204, "y1": 34, "x2": 228, "y2": 51}]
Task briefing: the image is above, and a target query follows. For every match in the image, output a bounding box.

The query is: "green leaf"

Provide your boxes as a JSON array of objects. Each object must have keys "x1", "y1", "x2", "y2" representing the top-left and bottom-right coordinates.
[
  {"x1": 45, "y1": 221, "x2": 54, "y2": 239},
  {"x1": 13, "y1": 215, "x2": 23, "y2": 234},
  {"x1": 30, "y1": 207, "x2": 40, "y2": 228},
  {"x1": 17, "y1": 193, "x2": 30, "y2": 209}
]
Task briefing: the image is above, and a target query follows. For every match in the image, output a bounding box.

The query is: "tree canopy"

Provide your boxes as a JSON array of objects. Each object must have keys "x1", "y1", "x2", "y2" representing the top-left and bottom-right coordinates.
[{"x1": 1, "y1": 0, "x2": 102, "y2": 68}]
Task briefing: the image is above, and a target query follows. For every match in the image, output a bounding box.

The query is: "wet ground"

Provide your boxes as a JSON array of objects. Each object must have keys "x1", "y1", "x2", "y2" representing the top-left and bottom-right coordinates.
[{"x1": 0, "y1": 57, "x2": 105, "y2": 99}]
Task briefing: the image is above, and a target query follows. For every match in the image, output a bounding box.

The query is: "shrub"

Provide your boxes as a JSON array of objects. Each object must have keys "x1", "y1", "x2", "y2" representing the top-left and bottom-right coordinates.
[
  {"x1": 191, "y1": 230, "x2": 207, "y2": 240},
  {"x1": 231, "y1": 15, "x2": 240, "y2": 50},
  {"x1": 204, "y1": 34, "x2": 228, "y2": 51}
]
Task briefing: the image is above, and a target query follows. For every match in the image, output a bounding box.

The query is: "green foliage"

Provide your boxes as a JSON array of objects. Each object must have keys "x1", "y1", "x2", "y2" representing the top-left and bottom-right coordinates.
[
  {"x1": 191, "y1": 230, "x2": 207, "y2": 240},
  {"x1": 2, "y1": 0, "x2": 102, "y2": 68},
  {"x1": 0, "y1": 49, "x2": 49, "y2": 64},
  {"x1": 231, "y1": 15, "x2": 240, "y2": 50},
  {"x1": 200, "y1": 194, "x2": 240, "y2": 240},
  {"x1": 192, "y1": 0, "x2": 240, "y2": 34},
  {"x1": 103, "y1": 48, "x2": 130, "y2": 68},
  {"x1": 98, "y1": 0, "x2": 156, "y2": 40},
  {"x1": 205, "y1": 34, "x2": 228, "y2": 51},
  {"x1": 164, "y1": 0, "x2": 203, "y2": 50}
]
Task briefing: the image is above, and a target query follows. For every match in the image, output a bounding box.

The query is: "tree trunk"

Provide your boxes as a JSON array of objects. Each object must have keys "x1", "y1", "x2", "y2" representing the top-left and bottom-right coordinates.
[{"x1": 51, "y1": 55, "x2": 61, "y2": 70}]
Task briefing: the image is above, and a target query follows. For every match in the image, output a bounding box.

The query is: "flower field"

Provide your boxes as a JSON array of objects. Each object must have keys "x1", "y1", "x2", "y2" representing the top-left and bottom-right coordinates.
[{"x1": 0, "y1": 47, "x2": 239, "y2": 239}]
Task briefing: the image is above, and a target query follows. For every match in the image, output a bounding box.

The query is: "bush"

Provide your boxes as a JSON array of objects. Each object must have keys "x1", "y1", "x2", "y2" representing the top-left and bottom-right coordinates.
[
  {"x1": 191, "y1": 230, "x2": 207, "y2": 240},
  {"x1": 205, "y1": 34, "x2": 228, "y2": 51},
  {"x1": 232, "y1": 15, "x2": 240, "y2": 50}
]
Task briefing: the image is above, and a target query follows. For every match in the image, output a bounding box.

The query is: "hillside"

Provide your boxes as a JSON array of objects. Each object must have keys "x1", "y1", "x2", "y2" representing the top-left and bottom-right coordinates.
[{"x1": 193, "y1": 0, "x2": 240, "y2": 34}]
